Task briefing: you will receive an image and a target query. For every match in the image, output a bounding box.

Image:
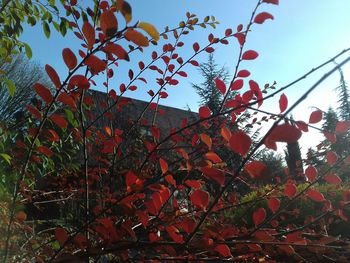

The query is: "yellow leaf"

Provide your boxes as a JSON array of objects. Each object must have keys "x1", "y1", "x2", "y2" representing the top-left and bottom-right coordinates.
[{"x1": 138, "y1": 22, "x2": 159, "y2": 41}]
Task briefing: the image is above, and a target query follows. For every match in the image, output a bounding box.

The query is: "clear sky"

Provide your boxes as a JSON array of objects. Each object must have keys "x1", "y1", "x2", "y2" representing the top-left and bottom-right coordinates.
[{"x1": 20, "y1": 0, "x2": 350, "y2": 154}]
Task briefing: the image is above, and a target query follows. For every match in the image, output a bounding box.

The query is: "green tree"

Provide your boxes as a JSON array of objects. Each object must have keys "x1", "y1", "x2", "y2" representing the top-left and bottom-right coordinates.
[
  {"x1": 192, "y1": 53, "x2": 230, "y2": 114},
  {"x1": 335, "y1": 66, "x2": 350, "y2": 120}
]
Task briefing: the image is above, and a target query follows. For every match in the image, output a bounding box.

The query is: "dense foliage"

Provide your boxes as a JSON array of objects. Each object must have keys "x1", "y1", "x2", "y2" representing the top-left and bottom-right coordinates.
[{"x1": 0, "y1": 0, "x2": 350, "y2": 262}]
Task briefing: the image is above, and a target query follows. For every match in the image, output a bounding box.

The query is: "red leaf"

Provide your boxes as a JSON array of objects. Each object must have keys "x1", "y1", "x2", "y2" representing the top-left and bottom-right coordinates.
[
  {"x1": 124, "y1": 29, "x2": 149, "y2": 47},
  {"x1": 296, "y1": 121, "x2": 309, "y2": 132},
  {"x1": 253, "y1": 208, "x2": 266, "y2": 226},
  {"x1": 68, "y1": 75, "x2": 90, "y2": 90},
  {"x1": 307, "y1": 189, "x2": 325, "y2": 202},
  {"x1": 324, "y1": 173, "x2": 342, "y2": 184},
  {"x1": 214, "y1": 244, "x2": 232, "y2": 257},
  {"x1": 323, "y1": 131, "x2": 336, "y2": 143},
  {"x1": 166, "y1": 226, "x2": 184, "y2": 243},
  {"x1": 159, "y1": 158, "x2": 168, "y2": 174},
  {"x1": 200, "y1": 167, "x2": 225, "y2": 186},
  {"x1": 82, "y1": 22, "x2": 95, "y2": 50},
  {"x1": 230, "y1": 79, "x2": 244, "y2": 90},
  {"x1": 242, "y1": 50, "x2": 259, "y2": 60},
  {"x1": 84, "y1": 54, "x2": 107, "y2": 74},
  {"x1": 190, "y1": 189, "x2": 209, "y2": 210},
  {"x1": 262, "y1": 0, "x2": 279, "y2": 4},
  {"x1": 326, "y1": 151, "x2": 338, "y2": 165},
  {"x1": 309, "y1": 110, "x2": 323, "y2": 124},
  {"x1": 55, "y1": 227, "x2": 68, "y2": 247},
  {"x1": 229, "y1": 130, "x2": 251, "y2": 156},
  {"x1": 237, "y1": 69, "x2": 250, "y2": 78},
  {"x1": 254, "y1": 12, "x2": 274, "y2": 24},
  {"x1": 335, "y1": 121, "x2": 350, "y2": 134},
  {"x1": 45, "y1": 64, "x2": 61, "y2": 89},
  {"x1": 58, "y1": 93, "x2": 76, "y2": 109},
  {"x1": 100, "y1": 10, "x2": 118, "y2": 37},
  {"x1": 193, "y1": 42, "x2": 200, "y2": 52},
  {"x1": 305, "y1": 166, "x2": 317, "y2": 182},
  {"x1": 180, "y1": 218, "x2": 196, "y2": 234},
  {"x1": 103, "y1": 43, "x2": 129, "y2": 61},
  {"x1": 189, "y1": 60, "x2": 200, "y2": 66},
  {"x1": 199, "y1": 106, "x2": 211, "y2": 118},
  {"x1": 26, "y1": 105, "x2": 42, "y2": 120},
  {"x1": 185, "y1": 180, "x2": 203, "y2": 189},
  {"x1": 284, "y1": 183, "x2": 297, "y2": 199},
  {"x1": 279, "y1": 93, "x2": 288, "y2": 113},
  {"x1": 33, "y1": 83, "x2": 53, "y2": 104},
  {"x1": 215, "y1": 78, "x2": 226, "y2": 95},
  {"x1": 269, "y1": 124, "x2": 302, "y2": 143},
  {"x1": 268, "y1": 198, "x2": 280, "y2": 213},
  {"x1": 245, "y1": 161, "x2": 269, "y2": 179},
  {"x1": 125, "y1": 170, "x2": 143, "y2": 192},
  {"x1": 50, "y1": 114, "x2": 68, "y2": 129},
  {"x1": 62, "y1": 48, "x2": 77, "y2": 70},
  {"x1": 37, "y1": 145, "x2": 53, "y2": 157}
]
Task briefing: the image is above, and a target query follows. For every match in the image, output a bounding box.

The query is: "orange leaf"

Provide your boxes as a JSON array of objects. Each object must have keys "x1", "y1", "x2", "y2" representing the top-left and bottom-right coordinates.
[
  {"x1": 200, "y1": 133, "x2": 212, "y2": 150},
  {"x1": 45, "y1": 64, "x2": 61, "y2": 89},
  {"x1": 62, "y1": 48, "x2": 77, "y2": 70},
  {"x1": 100, "y1": 10, "x2": 118, "y2": 37},
  {"x1": 220, "y1": 127, "x2": 231, "y2": 141},
  {"x1": 82, "y1": 22, "x2": 95, "y2": 50},
  {"x1": 159, "y1": 158, "x2": 168, "y2": 174},
  {"x1": 245, "y1": 161, "x2": 269, "y2": 179},
  {"x1": 125, "y1": 29, "x2": 149, "y2": 47},
  {"x1": 15, "y1": 211, "x2": 27, "y2": 222},
  {"x1": 33, "y1": 83, "x2": 53, "y2": 104},
  {"x1": 204, "y1": 152, "x2": 222, "y2": 163}
]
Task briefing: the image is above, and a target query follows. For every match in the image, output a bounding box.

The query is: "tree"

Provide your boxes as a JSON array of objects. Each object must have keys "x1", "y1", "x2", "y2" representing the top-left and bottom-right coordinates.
[
  {"x1": 0, "y1": 54, "x2": 50, "y2": 121},
  {"x1": 2, "y1": 1, "x2": 350, "y2": 262},
  {"x1": 335, "y1": 66, "x2": 350, "y2": 121},
  {"x1": 192, "y1": 53, "x2": 230, "y2": 114}
]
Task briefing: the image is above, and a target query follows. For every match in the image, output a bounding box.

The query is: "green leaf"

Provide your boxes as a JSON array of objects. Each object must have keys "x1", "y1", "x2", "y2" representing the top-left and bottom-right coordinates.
[
  {"x1": 0, "y1": 153, "x2": 11, "y2": 164},
  {"x1": 23, "y1": 43, "x2": 32, "y2": 59},
  {"x1": 5, "y1": 78, "x2": 16, "y2": 97},
  {"x1": 43, "y1": 22, "x2": 50, "y2": 38}
]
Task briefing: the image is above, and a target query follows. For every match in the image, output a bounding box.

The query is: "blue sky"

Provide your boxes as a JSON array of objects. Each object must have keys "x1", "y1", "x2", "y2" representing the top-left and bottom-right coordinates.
[{"x1": 20, "y1": 0, "x2": 350, "y2": 153}]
